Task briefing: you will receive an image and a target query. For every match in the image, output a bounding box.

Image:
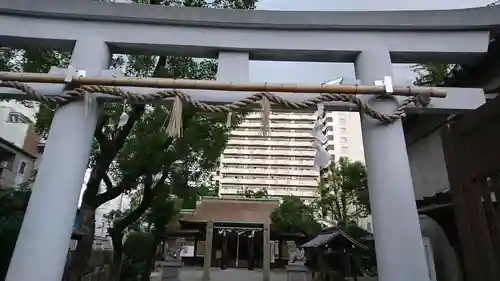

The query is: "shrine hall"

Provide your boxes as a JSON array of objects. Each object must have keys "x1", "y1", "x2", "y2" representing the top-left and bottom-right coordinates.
[{"x1": 173, "y1": 197, "x2": 308, "y2": 280}]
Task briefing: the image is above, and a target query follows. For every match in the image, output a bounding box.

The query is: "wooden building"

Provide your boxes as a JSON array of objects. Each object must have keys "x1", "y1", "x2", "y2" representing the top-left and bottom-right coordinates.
[
  {"x1": 404, "y1": 33, "x2": 500, "y2": 281},
  {"x1": 174, "y1": 197, "x2": 306, "y2": 280}
]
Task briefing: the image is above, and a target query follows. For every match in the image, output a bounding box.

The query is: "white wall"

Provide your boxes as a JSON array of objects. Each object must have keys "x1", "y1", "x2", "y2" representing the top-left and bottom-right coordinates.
[
  {"x1": 0, "y1": 106, "x2": 30, "y2": 149},
  {"x1": 343, "y1": 112, "x2": 365, "y2": 163},
  {"x1": 420, "y1": 215, "x2": 463, "y2": 281},
  {"x1": 407, "y1": 130, "x2": 450, "y2": 200},
  {"x1": 323, "y1": 111, "x2": 365, "y2": 164}
]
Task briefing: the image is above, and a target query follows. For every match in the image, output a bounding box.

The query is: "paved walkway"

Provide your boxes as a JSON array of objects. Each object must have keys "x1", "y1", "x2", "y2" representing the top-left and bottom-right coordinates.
[
  {"x1": 179, "y1": 267, "x2": 377, "y2": 281},
  {"x1": 180, "y1": 268, "x2": 287, "y2": 281}
]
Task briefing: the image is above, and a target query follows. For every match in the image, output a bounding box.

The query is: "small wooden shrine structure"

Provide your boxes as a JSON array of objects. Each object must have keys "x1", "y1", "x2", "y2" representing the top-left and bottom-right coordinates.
[{"x1": 302, "y1": 227, "x2": 374, "y2": 281}]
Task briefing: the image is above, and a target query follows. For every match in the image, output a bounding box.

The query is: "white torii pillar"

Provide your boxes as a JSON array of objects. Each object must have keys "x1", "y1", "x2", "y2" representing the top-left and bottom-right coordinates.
[
  {"x1": 6, "y1": 39, "x2": 110, "y2": 281},
  {"x1": 355, "y1": 49, "x2": 430, "y2": 281}
]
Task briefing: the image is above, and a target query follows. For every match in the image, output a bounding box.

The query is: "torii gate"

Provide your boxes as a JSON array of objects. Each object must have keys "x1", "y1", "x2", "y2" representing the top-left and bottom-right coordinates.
[{"x1": 0, "y1": 1, "x2": 498, "y2": 281}]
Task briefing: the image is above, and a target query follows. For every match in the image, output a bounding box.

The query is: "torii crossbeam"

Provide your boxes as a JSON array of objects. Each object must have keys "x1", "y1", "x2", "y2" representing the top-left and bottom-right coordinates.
[{"x1": 1, "y1": 1, "x2": 499, "y2": 281}]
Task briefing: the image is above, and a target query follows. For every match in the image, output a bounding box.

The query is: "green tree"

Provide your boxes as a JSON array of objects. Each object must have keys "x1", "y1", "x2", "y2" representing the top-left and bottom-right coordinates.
[
  {"x1": 104, "y1": 159, "x2": 220, "y2": 279},
  {"x1": 101, "y1": 91, "x2": 241, "y2": 278},
  {"x1": 0, "y1": 185, "x2": 32, "y2": 280},
  {"x1": 314, "y1": 157, "x2": 369, "y2": 230},
  {"x1": 120, "y1": 231, "x2": 155, "y2": 281},
  {"x1": 1, "y1": 1, "x2": 257, "y2": 279},
  {"x1": 411, "y1": 63, "x2": 461, "y2": 87},
  {"x1": 48, "y1": 1, "x2": 254, "y2": 279},
  {"x1": 271, "y1": 196, "x2": 321, "y2": 236}
]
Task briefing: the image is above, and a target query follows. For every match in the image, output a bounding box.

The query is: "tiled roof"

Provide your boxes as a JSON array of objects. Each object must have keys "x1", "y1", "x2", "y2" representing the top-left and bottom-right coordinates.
[{"x1": 301, "y1": 228, "x2": 368, "y2": 250}]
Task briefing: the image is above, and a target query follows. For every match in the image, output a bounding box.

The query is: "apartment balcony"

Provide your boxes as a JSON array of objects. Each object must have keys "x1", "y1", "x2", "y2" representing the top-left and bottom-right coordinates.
[
  {"x1": 221, "y1": 157, "x2": 314, "y2": 166},
  {"x1": 219, "y1": 186, "x2": 317, "y2": 198},
  {"x1": 223, "y1": 148, "x2": 315, "y2": 157},
  {"x1": 227, "y1": 139, "x2": 313, "y2": 148},
  {"x1": 245, "y1": 112, "x2": 317, "y2": 121},
  {"x1": 219, "y1": 177, "x2": 318, "y2": 187},
  {"x1": 231, "y1": 130, "x2": 312, "y2": 138},
  {"x1": 238, "y1": 121, "x2": 313, "y2": 129},
  {"x1": 220, "y1": 167, "x2": 319, "y2": 177}
]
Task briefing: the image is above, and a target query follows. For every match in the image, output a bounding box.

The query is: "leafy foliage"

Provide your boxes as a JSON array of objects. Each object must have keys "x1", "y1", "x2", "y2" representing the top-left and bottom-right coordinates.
[
  {"x1": 271, "y1": 196, "x2": 321, "y2": 235},
  {"x1": 411, "y1": 63, "x2": 461, "y2": 87},
  {"x1": 2, "y1": 1, "x2": 259, "y2": 279},
  {"x1": 313, "y1": 157, "x2": 369, "y2": 229},
  {"x1": 120, "y1": 232, "x2": 155, "y2": 281},
  {"x1": 0, "y1": 186, "x2": 31, "y2": 279},
  {"x1": 123, "y1": 232, "x2": 155, "y2": 261}
]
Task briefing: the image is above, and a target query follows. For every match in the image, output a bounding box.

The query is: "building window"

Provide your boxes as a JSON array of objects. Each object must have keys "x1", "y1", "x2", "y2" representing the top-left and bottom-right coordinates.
[
  {"x1": 6, "y1": 111, "x2": 31, "y2": 124},
  {"x1": 341, "y1": 137, "x2": 348, "y2": 143},
  {"x1": 339, "y1": 118, "x2": 346, "y2": 125},
  {"x1": 341, "y1": 146, "x2": 349, "y2": 153},
  {"x1": 340, "y1": 127, "x2": 347, "y2": 133}
]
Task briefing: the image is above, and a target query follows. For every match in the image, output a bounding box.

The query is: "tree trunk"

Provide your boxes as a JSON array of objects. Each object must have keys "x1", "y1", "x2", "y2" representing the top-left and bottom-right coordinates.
[
  {"x1": 108, "y1": 231, "x2": 124, "y2": 281},
  {"x1": 63, "y1": 205, "x2": 95, "y2": 281},
  {"x1": 141, "y1": 239, "x2": 161, "y2": 281}
]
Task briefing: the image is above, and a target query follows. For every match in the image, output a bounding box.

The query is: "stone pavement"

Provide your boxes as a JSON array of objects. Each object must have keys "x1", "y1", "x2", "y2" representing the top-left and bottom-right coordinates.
[
  {"x1": 179, "y1": 268, "x2": 287, "y2": 281},
  {"x1": 178, "y1": 267, "x2": 377, "y2": 281}
]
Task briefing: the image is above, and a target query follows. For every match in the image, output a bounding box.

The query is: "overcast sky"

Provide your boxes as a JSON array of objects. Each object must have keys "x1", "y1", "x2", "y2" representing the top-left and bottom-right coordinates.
[
  {"x1": 250, "y1": 0, "x2": 494, "y2": 85},
  {"x1": 256, "y1": 0, "x2": 492, "y2": 11}
]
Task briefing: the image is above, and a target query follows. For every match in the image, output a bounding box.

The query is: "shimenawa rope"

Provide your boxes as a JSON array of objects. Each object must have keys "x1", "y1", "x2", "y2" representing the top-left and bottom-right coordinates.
[{"x1": 0, "y1": 81, "x2": 431, "y2": 139}]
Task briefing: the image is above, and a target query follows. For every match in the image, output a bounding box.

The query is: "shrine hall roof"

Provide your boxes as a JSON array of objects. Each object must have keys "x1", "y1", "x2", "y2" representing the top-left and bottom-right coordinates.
[{"x1": 179, "y1": 197, "x2": 279, "y2": 224}]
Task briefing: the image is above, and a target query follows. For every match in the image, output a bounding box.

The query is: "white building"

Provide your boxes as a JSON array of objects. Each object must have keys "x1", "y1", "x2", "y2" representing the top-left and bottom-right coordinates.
[
  {"x1": 0, "y1": 103, "x2": 41, "y2": 187},
  {"x1": 216, "y1": 110, "x2": 365, "y2": 204},
  {"x1": 322, "y1": 111, "x2": 365, "y2": 164}
]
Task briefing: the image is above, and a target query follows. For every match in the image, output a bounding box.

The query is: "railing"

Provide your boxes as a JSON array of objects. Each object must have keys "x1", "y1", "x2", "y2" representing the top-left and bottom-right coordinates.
[
  {"x1": 221, "y1": 167, "x2": 319, "y2": 176},
  {"x1": 245, "y1": 112, "x2": 317, "y2": 120},
  {"x1": 227, "y1": 139, "x2": 313, "y2": 147},
  {"x1": 238, "y1": 121, "x2": 313, "y2": 129},
  {"x1": 231, "y1": 130, "x2": 312, "y2": 137},
  {"x1": 223, "y1": 148, "x2": 315, "y2": 157},
  {"x1": 219, "y1": 178, "x2": 318, "y2": 186},
  {"x1": 221, "y1": 158, "x2": 314, "y2": 166}
]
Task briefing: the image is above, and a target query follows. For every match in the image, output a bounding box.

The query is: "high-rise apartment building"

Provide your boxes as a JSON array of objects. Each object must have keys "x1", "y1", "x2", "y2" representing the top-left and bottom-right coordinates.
[
  {"x1": 217, "y1": 111, "x2": 319, "y2": 203},
  {"x1": 216, "y1": 109, "x2": 365, "y2": 203}
]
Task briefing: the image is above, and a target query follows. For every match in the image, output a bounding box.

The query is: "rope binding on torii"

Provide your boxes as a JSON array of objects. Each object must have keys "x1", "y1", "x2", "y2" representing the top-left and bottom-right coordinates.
[{"x1": 0, "y1": 72, "x2": 442, "y2": 139}]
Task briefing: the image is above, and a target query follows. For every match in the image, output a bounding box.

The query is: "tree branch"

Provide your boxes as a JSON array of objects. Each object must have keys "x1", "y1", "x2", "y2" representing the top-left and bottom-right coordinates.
[
  {"x1": 113, "y1": 105, "x2": 146, "y2": 149},
  {"x1": 110, "y1": 173, "x2": 154, "y2": 234},
  {"x1": 103, "y1": 173, "x2": 114, "y2": 191},
  {"x1": 90, "y1": 53, "x2": 168, "y2": 207},
  {"x1": 94, "y1": 112, "x2": 110, "y2": 150},
  {"x1": 84, "y1": 105, "x2": 146, "y2": 207},
  {"x1": 94, "y1": 138, "x2": 175, "y2": 207},
  {"x1": 95, "y1": 173, "x2": 142, "y2": 208}
]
